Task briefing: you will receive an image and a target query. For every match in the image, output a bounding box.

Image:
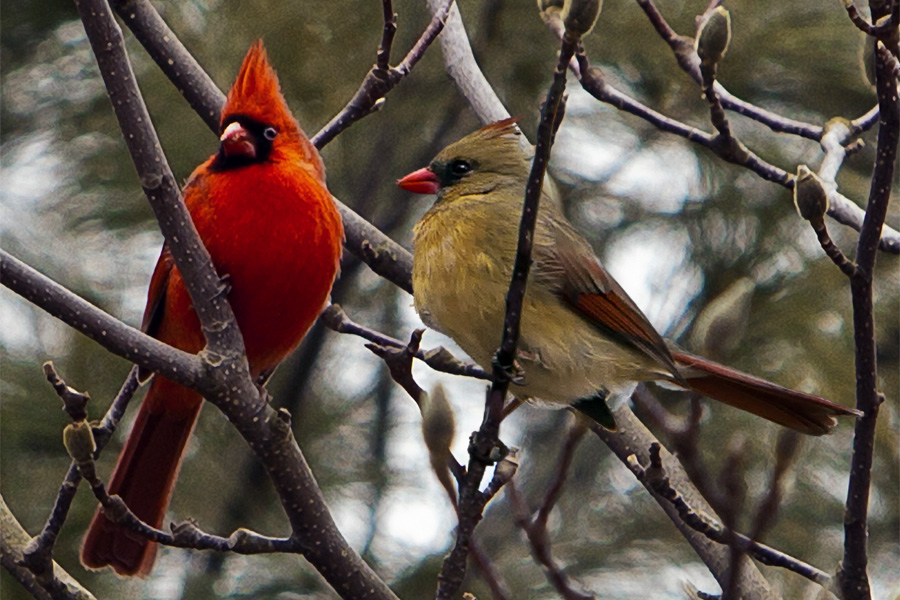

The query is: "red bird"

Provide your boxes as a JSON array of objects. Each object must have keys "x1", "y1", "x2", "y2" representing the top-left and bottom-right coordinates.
[{"x1": 81, "y1": 42, "x2": 343, "y2": 576}]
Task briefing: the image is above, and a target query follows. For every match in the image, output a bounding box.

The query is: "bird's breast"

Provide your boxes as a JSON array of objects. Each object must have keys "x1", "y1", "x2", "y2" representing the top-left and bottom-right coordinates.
[
  {"x1": 411, "y1": 200, "x2": 660, "y2": 405},
  {"x1": 187, "y1": 162, "x2": 342, "y2": 372}
]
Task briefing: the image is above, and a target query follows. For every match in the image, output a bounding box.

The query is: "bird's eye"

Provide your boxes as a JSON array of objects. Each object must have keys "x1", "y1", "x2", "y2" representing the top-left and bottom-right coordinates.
[
  {"x1": 449, "y1": 159, "x2": 472, "y2": 177},
  {"x1": 263, "y1": 127, "x2": 278, "y2": 141}
]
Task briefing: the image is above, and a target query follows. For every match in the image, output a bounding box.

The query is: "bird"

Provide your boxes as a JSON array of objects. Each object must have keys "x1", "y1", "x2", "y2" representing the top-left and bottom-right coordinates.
[
  {"x1": 81, "y1": 41, "x2": 343, "y2": 576},
  {"x1": 397, "y1": 118, "x2": 860, "y2": 435}
]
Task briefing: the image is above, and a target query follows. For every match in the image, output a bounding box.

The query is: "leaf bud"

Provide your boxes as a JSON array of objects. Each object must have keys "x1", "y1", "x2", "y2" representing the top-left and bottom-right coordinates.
[
  {"x1": 793, "y1": 165, "x2": 829, "y2": 224},
  {"x1": 695, "y1": 6, "x2": 732, "y2": 68},
  {"x1": 562, "y1": 0, "x2": 603, "y2": 39},
  {"x1": 421, "y1": 384, "x2": 455, "y2": 458},
  {"x1": 63, "y1": 421, "x2": 97, "y2": 464}
]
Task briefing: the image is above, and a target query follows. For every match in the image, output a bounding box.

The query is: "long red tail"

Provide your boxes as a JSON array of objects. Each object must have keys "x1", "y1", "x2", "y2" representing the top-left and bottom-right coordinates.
[
  {"x1": 670, "y1": 350, "x2": 861, "y2": 436},
  {"x1": 81, "y1": 377, "x2": 202, "y2": 576}
]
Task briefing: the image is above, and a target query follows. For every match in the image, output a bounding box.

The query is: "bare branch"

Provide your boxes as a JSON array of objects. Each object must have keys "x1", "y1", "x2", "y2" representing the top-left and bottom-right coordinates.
[
  {"x1": 842, "y1": 0, "x2": 897, "y2": 37},
  {"x1": 507, "y1": 481, "x2": 594, "y2": 600},
  {"x1": 321, "y1": 304, "x2": 490, "y2": 380},
  {"x1": 634, "y1": 0, "x2": 825, "y2": 140},
  {"x1": 840, "y1": 1, "x2": 900, "y2": 593},
  {"x1": 619, "y1": 0, "x2": 900, "y2": 253},
  {"x1": 82, "y1": 458, "x2": 301, "y2": 556},
  {"x1": 76, "y1": 0, "x2": 245, "y2": 367},
  {"x1": 812, "y1": 220, "x2": 859, "y2": 277},
  {"x1": 311, "y1": 0, "x2": 456, "y2": 148},
  {"x1": 109, "y1": 0, "x2": 225, "y2": 132},
  {"x1": 426, "y1": 0, "x2": 532, "y2": 152},
  {"x1": 376, "y1": 0, "x2": 398, "y2": 71},
  {"x1": 590, "y1": 409, "x2": 781, "y2": 598},
  {"x1": 505, "y1": 417, "x2": 593, "y2": 600},
  {"x1": 1, "y1": 496, "x2": 96, "y2": 600},
  {"x1": 0, "y1": 251, "x2": 205, "y2": 387},
  {"x1": 626, "y1": 440, "x2": 832, "y2": 588},
  {"x1": 436, "y1": 30, "x2": 578, "y2": 600}
]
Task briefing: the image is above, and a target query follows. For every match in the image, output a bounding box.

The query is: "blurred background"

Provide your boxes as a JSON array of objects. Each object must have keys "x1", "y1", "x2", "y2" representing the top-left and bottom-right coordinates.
[{"x1": 1, "y1": 0, "x2": 898, "y2": 598}]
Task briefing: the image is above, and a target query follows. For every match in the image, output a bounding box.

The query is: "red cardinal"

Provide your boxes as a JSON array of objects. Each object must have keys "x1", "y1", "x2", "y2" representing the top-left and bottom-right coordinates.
[{"x1": 81, "y1": 41, "x2": 343, "y2": 576}]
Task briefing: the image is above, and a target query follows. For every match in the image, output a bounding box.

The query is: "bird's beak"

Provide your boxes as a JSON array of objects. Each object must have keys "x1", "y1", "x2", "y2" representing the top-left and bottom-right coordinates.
[
  {"x1": 397, "y1": 167, "x2": 440, "y2": 195},
  {"x1": 220, "y1": 121, "x2": 256, "y2": 159}
]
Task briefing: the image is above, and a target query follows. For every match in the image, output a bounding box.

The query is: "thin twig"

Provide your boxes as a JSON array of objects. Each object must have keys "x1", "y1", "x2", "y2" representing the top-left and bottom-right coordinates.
[
  {"x1": 78, "y1": 457, "x2": 301, "y2": 555},
  {"x1": 434, "y1": 31, "x2": 578, "y2": 600},
  {"x1": 571, "y1": 51, "x2": 900, "y2": 254},
  {"x1": 635, "y1": 0, "x2": 825, "y2": 140},
  {"x1": 575, "y1": 53, "x2": 786, "y2": 185},
  {"x1": 376, "y1": 0, "x2": 398, "y2": 71},
  {"x1": 311, "y1": 0, "x2": 456, "y2": 148},
  {"x1": 842, "y1": 0, "x2": 897, "y2": 37},
  {"x1": 812, "y1": 221, "x2": 858, "y2": 278},
  {"x1": 321, "y1": 304, "x2": 490, "y2": 380},
  {"x1": 627, "y1": 443, "x2": 832, "y2": 587},
  {"x1": 507, "y1": 481, "x2": 595, "y2": 600},
  {"x1": 628, "y1": 0, "x2": 900, "y2": 254}
]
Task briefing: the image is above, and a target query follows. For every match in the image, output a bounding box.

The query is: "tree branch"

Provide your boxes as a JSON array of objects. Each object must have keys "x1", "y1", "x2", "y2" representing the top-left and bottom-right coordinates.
[
  {"x1": 311, "y1": 0, "x2": 456, "y2": 148},
  {"x1": 590, "y1": 409, "x2": 781, "y2": 599},
  {"x1": 435, "y1": 30, "x2": 578, "y2": 600},
  {"x1": 1, "y1": 495, "x2": 97, "y2": 600},
  {"x1": 1, "y1": 251, "x2": 205, "y2": 386},
  {"x1": 627, "y1": 0, "x2": 900, "y2": 254},
  {"x1": 840, "y1": 6, "x2": 899, "y2": 595},
  {"x1": 320, "y1": 304, "x2": 490, "y2": 380},
  {"x1": 508, "y1": 418, "x2": 593, "y2": 600},
  {"x1": 76, "y1": 0, "x2": 245, "y2": 366},
  {"x1": 624, "y1": 438, "x2": 831, "y2": 587}
]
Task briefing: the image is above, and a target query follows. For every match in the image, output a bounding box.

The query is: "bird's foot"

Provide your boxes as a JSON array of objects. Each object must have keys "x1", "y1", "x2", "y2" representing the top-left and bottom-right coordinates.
[{"x1": 492, "y1": 356, "x2": 526, "y2": 385}]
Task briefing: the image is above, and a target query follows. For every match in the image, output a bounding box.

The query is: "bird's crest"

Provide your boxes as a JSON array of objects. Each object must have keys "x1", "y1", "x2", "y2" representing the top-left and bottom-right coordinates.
[
  {"x1": 223, "y1": 41, "x2": 300, "y2": 136},
  {"x1": 473, "y1": 117, "x2": 522, "y2": 142},
  {"x1": 223, "y1": 41, "x2": 324, "y2": 181}
]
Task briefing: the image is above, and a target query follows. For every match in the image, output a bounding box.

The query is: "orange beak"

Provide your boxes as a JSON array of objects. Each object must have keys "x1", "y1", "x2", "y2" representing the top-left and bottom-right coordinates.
[
  {"x1": 397, "y1": 167, "x2": 440, "y2": 195},
  {"x1": 220, "y1": 121, "x2": 256, "y2": 159}
]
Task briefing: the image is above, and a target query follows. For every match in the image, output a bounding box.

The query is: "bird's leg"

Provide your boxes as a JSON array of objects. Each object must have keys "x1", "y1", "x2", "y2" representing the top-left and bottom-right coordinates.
[{"x1": 502, "y1": 396, "x2": 525, "y2": 420}]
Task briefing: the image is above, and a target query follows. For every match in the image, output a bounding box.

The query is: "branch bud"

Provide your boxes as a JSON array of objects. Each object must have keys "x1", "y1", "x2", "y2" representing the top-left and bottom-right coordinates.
[
  {"x1": 562, "y1": 0, "x2": 603, "y2": 39},
  {"x1": 793, "y1": 165, "x2": 829, "y2": 224},
  {"x1": 695, "y1": 6, "x2": 732, "y2": 68},
  {"x1": 63, "y1": 421, "x2": 97, "y2": 464},
  {"x1": 421, "y1": 384, "x2": 455, "y2": 459},
  {"x1": 420, "y1": 384, "x2": 458, "y2": 503}
]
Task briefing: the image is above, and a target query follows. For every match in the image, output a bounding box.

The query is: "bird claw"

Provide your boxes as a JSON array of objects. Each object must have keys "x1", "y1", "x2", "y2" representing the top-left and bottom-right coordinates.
[
  {"x1": 493, "y1": 357, "x2": 526, "y2": 385},
  {"x1": 215, "y1": 273, "x2": 232, "y2": 299}
]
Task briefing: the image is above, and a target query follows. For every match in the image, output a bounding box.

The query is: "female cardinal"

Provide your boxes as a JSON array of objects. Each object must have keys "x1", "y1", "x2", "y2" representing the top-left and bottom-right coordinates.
[
  {"x1": 81, "y1": 42, "x2": 343, "y2": 576},
  {"x1": 398, "y1": 119, "x2": 859, "y2": 434}
]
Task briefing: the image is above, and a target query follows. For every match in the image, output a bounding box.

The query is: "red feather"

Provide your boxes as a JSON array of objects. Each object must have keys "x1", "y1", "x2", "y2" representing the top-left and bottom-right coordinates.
[{"x1": 81, "y1": 42, "x2": 342, "y2": 576}]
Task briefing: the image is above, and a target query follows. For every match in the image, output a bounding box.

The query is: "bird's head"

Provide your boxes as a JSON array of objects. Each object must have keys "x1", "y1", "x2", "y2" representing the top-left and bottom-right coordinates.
[
  {"x1": 213, "y1": 41, "x2": 323, "y2": 178},
  {"x1": 397, "y1": 118, "x2": 531, "y2": 201}
]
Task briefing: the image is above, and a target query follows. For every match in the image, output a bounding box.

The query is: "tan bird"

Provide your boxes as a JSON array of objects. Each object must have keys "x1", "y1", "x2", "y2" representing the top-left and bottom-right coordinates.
[{"x1": 397, "y1": 118, "x2": 860, "y2": 434}]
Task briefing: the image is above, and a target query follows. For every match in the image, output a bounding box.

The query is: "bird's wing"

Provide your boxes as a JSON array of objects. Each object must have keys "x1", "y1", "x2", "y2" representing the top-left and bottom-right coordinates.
[
  {"x1": 532, "y1": 211, "x2": 679, "y2": 377},
  {"x1": 137, "y1": 245, "x2": 173, "y2": 382}
]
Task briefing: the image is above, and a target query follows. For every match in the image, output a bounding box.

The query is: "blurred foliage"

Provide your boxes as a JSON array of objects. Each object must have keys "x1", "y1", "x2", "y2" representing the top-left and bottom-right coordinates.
[{"x1": 1, "y1": 0, "x2": 898, "y2": 599}]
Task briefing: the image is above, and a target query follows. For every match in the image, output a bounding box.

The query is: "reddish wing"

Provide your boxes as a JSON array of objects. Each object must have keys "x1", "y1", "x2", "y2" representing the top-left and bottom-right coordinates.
[
  {"x1": 137, "y1": 246, "x2": 173, "y2": 382},
  {"x1": 543, "y1": 233, "x2": 680, "y2": 377}
]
